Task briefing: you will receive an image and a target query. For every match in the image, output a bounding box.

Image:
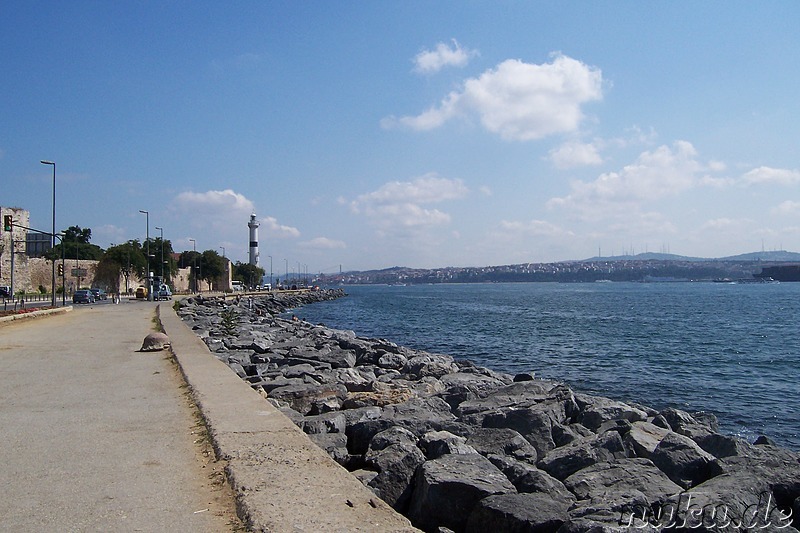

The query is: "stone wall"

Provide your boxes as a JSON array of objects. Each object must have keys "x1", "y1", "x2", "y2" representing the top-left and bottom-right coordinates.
[
  {"x1": 1, "y1": 207, "x2": 32, "y2": 292},
  {"x1": 29, "y1": 257, "x2": 101, "y2": 294}
]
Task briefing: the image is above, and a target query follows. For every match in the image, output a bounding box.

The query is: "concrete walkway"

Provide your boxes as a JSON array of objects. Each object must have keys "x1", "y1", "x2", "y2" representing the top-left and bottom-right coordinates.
[
  {"x1": 0, "y1": 300, "x2": 238, "y2": 532},
  {"x1": 161, "y1": 300, "x2": 418, "y2": 532}
]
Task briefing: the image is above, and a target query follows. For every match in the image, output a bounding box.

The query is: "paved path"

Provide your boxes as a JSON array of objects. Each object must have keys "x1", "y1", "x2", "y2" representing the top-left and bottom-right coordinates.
[{"x1": 0, "y1": 300, "x2": 239, "y2": 532}]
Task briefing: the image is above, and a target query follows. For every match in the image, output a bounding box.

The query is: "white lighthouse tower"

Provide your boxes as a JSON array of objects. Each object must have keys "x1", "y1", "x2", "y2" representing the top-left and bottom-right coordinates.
[{"x1": 248, "y1": 213, "x2": 260, "y2": 266}]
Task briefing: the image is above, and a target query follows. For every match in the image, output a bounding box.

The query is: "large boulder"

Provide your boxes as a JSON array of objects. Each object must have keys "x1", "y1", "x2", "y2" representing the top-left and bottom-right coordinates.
[
  {"x1": 408, "y1": 453, "x2": 516, "y2": 532},
  {"x1": 487, "y1": 454, "x2": 575, "y2": 502},
  {"x1": 623, "y1": 421, "x2": 671, "y2": 458},
  {"x1": 538, "y1": 432, "x2": 628, "y2": 481},
  {"x1": 466, "y1": 492, "x2": 571, "y2": 533},
  {"x1": 364, "y1": 437, "x2": 426, "y2": 512},
  {"x1": 650, "y1": 431, "x2": 723, "y2": 489},
  {"x1": 267, "y1": 382, "x2": 347, "y2": 415},
  {"x1": 382, "y1": 396, "x2": 457, "y2": 437},
  {"x1": 420, "y1": 430, "x2": 478, "y2": 459},
  {"x1": 576, "y1": 395, "x2": 649, "y2": 432},
  {"x1": 466, "y1": 427, "x2": 538, "y2": 464},
  {"x1": 563, "y1": 458, "x2": 682, "y2": 516}
]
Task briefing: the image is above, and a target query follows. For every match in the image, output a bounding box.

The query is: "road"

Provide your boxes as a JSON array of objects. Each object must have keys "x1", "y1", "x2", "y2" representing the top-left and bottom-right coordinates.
[{"x1": 0, "y1": 299, "x2": 240, "y2": 531}]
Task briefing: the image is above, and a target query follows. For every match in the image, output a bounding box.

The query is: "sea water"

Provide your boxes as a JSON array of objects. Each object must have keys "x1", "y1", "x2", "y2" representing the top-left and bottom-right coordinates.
[{"x1": 291, "y1": 282, "x2": 800, "y2": 450}]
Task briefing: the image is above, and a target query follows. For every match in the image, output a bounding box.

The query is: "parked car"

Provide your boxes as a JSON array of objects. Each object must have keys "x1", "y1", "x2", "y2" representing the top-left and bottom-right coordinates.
[
  {"x1": 0, "y1": 285, "x2": 10, "y2": 298},
  {"x1": 135, "y1": 286, "x2": 147, "y2": 299},
  {"x1": 89, "y1": 288, "x2": 107, "y2": 300},
  {"x1": 73, "y1": 289, "x2": 95, "y2": 304},
  {"x1": 155, "y1": 284, "x2": 172, "y2": 301}
]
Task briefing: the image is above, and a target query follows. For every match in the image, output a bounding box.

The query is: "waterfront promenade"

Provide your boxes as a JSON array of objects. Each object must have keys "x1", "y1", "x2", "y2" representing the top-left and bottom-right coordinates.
[
  {"x1": 0, "y1": 298, "x2": 417, "y2": 532},
  {"x1": 0, "y1": 300, "x2": 239, "y2": 531}
]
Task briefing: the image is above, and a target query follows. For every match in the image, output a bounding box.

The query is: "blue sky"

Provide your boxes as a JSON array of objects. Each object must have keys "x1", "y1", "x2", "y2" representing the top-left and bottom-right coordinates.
[{"x1": 2, "y1": 2, "x2": 799, "y2": 272}]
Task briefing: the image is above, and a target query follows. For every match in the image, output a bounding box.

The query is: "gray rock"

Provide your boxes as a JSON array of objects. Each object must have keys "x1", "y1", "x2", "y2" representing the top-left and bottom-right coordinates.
[
  {"x1": 466, "y1": 492, "x2": 571, "y2": 533},
  {"x1": 382, "y1": 396, "x2": 456, "y2": 437},
  {"x1": 299, "y1": 411, "x2": 347, "y2": 435},
  {"x1": 368, "y1": 426, "x2": 418, "y2": 451},
  {"x1": 487, "y1": 454, "x2": 574, "y2": 502},
  {"x1": 139, "y1": 331, "x2": 170, "y2": 351},
  {"x1": 466, "y1": 427, "x2": 538, "y2": 464},
  {"x1": 658, "y1": 407, "x2": 717, "y2": 439},
  {"x1": 408, "y1": 453, "x2": 517, "y2": 532},
  {"x1": 538, "y1": 432, "x2": 628, "y2": 481},
  {"x1": 650, "y1": 431, "x2": 723, "y2": 489},
  {"x1": 564, "y1": 458, "x2": 681, "y2": 511},
  {"x1": 267, "y1": 382, "x2": 347, "y2": 415},
  {"x1": 438, "y1": 372, "x2": 512, "y2": 410},
  {"x1": 480, "y1": 406, "x2": 557, "y2": 458},
  {"x1": 404, "y1": 354, "x2": 459, "y2": 379},
  {"x1": 420, "y1": 430, "x2": 478, "y2": 459},
  {"x1": 577, "y1": 396, "x2": 648, "y2": 432},
  {"x1": 365, "y1": 441, "x2": 426, "y2": 512},
  {"x1": 623, "y1": 421, "x2": 670, "y2": 459}
]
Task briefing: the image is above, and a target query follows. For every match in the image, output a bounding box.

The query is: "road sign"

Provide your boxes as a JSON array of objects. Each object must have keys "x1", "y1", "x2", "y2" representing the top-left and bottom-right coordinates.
[{"x1": 71, "y1": 268, "x2": 88, "y2": 277}]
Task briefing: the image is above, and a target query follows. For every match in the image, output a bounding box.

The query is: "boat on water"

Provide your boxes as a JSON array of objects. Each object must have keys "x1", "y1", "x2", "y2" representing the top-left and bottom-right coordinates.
[
  {"x1": 713, "y1": 277, "x2": 778, "y2": 284},
  {"x1": 754, "y1": 264, "x2": 800, "y2": 282}
]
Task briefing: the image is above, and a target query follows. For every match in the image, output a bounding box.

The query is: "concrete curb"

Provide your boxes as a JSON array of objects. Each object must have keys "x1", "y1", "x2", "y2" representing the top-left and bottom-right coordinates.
[
  {"x1": 159, "y1": 303, "x2": 419, "y2": 532},
  {"x1": 0, "y1": 305, "x2": 72, "y2": 324}
]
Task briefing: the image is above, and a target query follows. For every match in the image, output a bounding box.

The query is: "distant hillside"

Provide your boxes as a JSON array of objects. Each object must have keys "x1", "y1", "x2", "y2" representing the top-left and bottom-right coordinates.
[
  {"x1": 583, "y1": 250, "x2": 800, "y2": 262},
  {"x1": 720, "y1": 250, "x2": 800, "y2": 262}
]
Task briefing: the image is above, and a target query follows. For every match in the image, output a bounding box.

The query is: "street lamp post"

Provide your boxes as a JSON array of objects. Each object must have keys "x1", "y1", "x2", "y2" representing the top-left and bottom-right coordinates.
[
  {"x1": 284, "y1": 259, "x2": 288, "y2": 289},
  {"x1": 155, "y1": 226, "x2": 164, "y2": 280},
  {"x1": 139, "y1": 210, "x2": 150, "y2": 300},
  {"x1": 40, "y1": 160, "x2": 56, "y2": 306},
  {"x1": 189, "y1": 238, "x2": 196, "y2": 293},
  {"x1": 268, "y1": 255, "x2": 273, "y2": 289}
]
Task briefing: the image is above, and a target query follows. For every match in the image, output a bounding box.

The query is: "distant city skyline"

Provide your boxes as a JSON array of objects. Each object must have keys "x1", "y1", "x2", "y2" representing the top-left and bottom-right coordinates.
[{"x1": 3, "y1": 2, "x2": 799, "y2": 271}]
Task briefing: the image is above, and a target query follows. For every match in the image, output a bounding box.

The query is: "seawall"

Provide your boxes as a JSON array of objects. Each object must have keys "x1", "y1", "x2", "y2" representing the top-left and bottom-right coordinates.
[
  {"x1": 159, "y1": 291, "x2": 418, "y2": 532},
  {"x1": 174, "y1": 291, "x2": 800, "y2": 532}
]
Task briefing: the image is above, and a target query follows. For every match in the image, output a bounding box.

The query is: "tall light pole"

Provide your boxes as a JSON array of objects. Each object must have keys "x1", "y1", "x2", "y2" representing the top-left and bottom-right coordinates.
[
  {"x1": 284, "y1": 258, "x2": 288, "y2": 288},
  {"x1": 219, "y1": 246, "x2": 225, "y2": 257},
  {"x1": 189, "y1": 238, "x2": 196, "y2": 293},
  {"x1": 268, "y1": 255, "x2": 273, "y2": 289},
  {"x1": 40, "y1": 160, "x2": 56, "y2": 306},
  {"x1": 139, "y1": 210, "x2": 150, "y2": 300},
  {"x1": 155, "y1": 226, "x2": 164, "y2": 280}
]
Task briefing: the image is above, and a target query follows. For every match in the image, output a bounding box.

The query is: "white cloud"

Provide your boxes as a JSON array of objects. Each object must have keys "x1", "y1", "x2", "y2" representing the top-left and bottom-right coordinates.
[
  {"x1": 174, "y1": 189, "x2": 255, "y2": 214},
  {"x1": 349, "y1": 174, "x2": 468, "y2": 230},
  {"x1": 259, "y1": 216, "x2": 301, "y2": 238},
  {"x1": 548, "y1": 140, "x2": 603, "y2": 169},
  {"x1": 351, "y1": 173, "x2": 468, "y2": 208},
  {"x1": 741, "y1": 166, "x2": 800, "y2": 186},
  {"x1": 298, "y1": 237, "x2": 346, "y2": 250},
  {"x1": 385, "y1": 54, "x2": 603, "y2": 141},
  {"x1": 548, "y1": 141, "x2": 705, "y2": 215},
  {"x1": 772, "y1": 200, "x2": 800, "y2": 216},
  {"x1": 500, "y1": 219, "x2": 574, "y2": 237},
  {"x1": 413, "y1": 39, "x2": 477, "y2": 74},
  {"x1": 171, "y1": 189, "x2": 299, "y2": 241}
]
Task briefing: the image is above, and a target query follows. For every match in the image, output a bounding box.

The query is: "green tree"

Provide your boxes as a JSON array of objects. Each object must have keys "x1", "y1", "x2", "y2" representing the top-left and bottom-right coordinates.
[
  {"x1": 63, "y1": 225, "x2": 92, "y2": 244},
  {"x1": 200, "y1": 249, "x2": 226, "y2": 288},
  {"x1": 147, "y1": 237, "x2": 176, "y2": 284},
  {"x1": 233, "y1": 261, "x2": 265, "y2": 289},
  {"x1": 97, "y1": 241, "x2": 147, "y2": 294},
  {"x1": 48, "y1": 225, "x2": 103, "y2": 261},
  {"x1": 178, "y1": 250, "x2": 202, "y2": 291}
]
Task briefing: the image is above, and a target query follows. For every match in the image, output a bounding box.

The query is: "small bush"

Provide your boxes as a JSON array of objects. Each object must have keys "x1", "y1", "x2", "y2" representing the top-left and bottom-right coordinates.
[{"x1": 220, "y1": 308, "x2": 239, "y2": 336}]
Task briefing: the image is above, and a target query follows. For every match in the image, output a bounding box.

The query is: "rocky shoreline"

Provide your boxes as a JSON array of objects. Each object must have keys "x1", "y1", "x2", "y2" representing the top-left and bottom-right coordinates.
[{"x1": 176, "y1": 290, "x2": 800, "y2": 532}]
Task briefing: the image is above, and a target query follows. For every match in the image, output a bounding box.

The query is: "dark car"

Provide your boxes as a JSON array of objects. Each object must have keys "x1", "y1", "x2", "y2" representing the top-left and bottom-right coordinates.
[
  {"x1": 89, "y1": 288, "x2": 107, "y2": 300},
  {"x1": 73, "y1": 289, "x2": 95, "y2": 304},
  {"x1": 0, "y1": 285, "x2": 10, "y2": 298}
]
